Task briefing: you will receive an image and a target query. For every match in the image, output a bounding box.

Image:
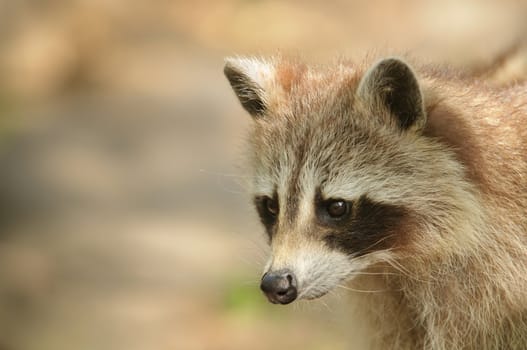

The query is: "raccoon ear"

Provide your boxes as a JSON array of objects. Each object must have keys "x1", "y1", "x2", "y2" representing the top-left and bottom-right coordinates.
[
  {"x1": 357, "y1": 58, "x2": 426, "y2": 131},
  {"x1": 224, "y1": 57, "x2": 273, "y2": 118}
]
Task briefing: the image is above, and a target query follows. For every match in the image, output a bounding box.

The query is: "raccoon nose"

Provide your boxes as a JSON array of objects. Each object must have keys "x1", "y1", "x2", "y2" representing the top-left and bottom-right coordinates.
[{"x1": 260, "y1": 269, "x2": 298, "y2": 305}]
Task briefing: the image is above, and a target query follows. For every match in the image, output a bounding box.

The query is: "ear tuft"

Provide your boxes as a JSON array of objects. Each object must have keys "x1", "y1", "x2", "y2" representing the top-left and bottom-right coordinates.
[
  {"x1": 357, "y1": 58, "x2": 426, "y2": 131},
  {"x1": 223, "y1": 57, "x2": 272, "y2": 118}
]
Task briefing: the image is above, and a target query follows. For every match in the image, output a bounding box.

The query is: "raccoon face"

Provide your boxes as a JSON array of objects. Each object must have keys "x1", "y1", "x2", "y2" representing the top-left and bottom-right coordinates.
[
  {"x1": 254, "y1": 189, "x2": 410, "y2": 303},
  {"x1": 224, "y1": 56, "x2": 453, "y2": 303}
]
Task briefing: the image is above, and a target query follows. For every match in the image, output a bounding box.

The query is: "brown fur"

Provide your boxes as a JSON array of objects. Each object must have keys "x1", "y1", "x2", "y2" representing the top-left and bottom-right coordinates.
[{"x1": 224, "y1": 54, "x2": 527, "y2": 349}]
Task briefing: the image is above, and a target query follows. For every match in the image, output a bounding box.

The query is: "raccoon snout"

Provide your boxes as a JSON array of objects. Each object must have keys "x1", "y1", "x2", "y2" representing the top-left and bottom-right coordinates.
[{"x1": 260, "y1": 269, "x2": 298, "y2": 305}]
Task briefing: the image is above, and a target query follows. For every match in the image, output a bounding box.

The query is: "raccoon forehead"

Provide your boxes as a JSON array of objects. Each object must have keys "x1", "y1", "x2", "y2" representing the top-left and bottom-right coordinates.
[
  {"x1": 248, "y1": 125, "x2": 419, "y2": 204},
  {"x1": 251, "y1": 164, "x2": 403, "y2": 203},
  {"x1": 251, "y1": 119, "x2": 399, "y2": 168},
  {"x1": 250, "y1": 115, "x2": 365, "y2": 167}
]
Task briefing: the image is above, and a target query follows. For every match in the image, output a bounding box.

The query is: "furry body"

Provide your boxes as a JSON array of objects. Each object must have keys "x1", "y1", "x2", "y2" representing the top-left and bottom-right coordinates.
[{"x1": 224, "y1": 55, "x2": 527, "y2": 349}]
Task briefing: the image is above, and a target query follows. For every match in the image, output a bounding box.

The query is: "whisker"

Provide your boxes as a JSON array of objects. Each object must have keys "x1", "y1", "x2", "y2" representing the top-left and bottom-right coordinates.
[
  {"x1": 352, "y1": 234, "x2": 397, "y2": 257},
  {"x1": 240, "y1": 232, "x2": 269, "y2": 265},
  {"x1": 381, "y1": 256, "x2": 431, "y2": 284},
  {"x1": 337, "y1": 284, "x2": 394, "y2": 293},
  {"x1": 348, "y1": 271, "x2": 402, "y2": 277},
  {"x1": 198, "y1": 168, "x2": 251, "y2": 194},
  {"x1": 318, "y1": 298, "x2": 333, "y2": 313}
]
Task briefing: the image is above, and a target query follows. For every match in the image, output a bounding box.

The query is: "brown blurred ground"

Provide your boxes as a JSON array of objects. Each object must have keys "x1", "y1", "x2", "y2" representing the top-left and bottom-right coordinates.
[{"x1": 0, "y1": 1, "x2": 526, "y2": 350}]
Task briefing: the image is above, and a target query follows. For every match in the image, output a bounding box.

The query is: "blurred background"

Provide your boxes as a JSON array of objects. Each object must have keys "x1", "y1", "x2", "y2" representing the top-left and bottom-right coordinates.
[{"x1": 0, "y1": 1, "x2": 526, "y2": 349}]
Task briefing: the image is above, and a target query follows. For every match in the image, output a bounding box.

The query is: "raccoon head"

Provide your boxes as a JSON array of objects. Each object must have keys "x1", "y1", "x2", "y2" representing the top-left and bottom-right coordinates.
[{"x1": 224, "y1": 56, "x2": 474, "y2": 304}]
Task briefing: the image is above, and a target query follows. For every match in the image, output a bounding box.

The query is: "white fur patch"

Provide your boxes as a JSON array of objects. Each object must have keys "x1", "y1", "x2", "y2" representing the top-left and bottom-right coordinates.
[{"x1": 266, "y1": 242, "x2": 391, "y2": 300}]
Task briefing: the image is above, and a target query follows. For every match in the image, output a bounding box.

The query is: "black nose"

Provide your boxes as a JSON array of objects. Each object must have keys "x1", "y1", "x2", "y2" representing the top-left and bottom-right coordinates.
[{"x1": 260, "y1": 269, "x2": 298, "y2": 304}]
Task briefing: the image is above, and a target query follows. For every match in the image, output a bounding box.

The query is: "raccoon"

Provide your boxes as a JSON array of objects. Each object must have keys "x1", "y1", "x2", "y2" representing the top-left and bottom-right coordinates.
[{"x1": 223, "y1": 55, "x2": 527, "y2": 349}]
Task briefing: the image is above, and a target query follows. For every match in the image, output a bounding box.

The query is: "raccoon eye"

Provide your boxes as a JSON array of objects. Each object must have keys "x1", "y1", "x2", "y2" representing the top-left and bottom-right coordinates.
[
  {"x1": 265, "y1": 197, "x2": 279, "y2": 217},
  {"x1": 327, "y1": 200, "x2": 348, "y2": 218},
  {"x1": 254, "y1": 195, "x2": 279, "y2": 236}
]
